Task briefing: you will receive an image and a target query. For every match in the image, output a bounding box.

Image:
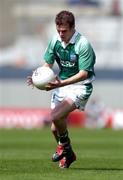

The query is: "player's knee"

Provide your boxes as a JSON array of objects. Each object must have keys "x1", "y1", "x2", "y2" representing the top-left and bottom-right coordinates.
[
  {"x1": 48, "y1": 111, "x2": 57, "y2": 123},
  {"x1": 49, "y1": 107, "x2": 66, "y2": 124},
  {"x1": 50, "y1": 113, "x2": 58, "y2": 123}
]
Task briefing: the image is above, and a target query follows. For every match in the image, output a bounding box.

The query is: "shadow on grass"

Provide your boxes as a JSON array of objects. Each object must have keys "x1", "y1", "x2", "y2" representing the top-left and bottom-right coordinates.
[
  {"x1": 1, "y1": 159, "x2": 123, "y2": 174},
  {"x1": 71, "y1": 167, "x2": 123, "y2": 171}
]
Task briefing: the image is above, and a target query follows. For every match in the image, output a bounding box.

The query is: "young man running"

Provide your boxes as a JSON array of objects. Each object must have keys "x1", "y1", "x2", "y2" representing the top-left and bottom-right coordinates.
[{"x1": 27, "y1": 10, "x2": 96, "y2": 169}]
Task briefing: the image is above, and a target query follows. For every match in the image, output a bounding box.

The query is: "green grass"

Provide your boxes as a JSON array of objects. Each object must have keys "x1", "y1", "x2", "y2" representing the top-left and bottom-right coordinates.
[{"x1": 0, "y1": 128, "x2": 123, "y2": 180}]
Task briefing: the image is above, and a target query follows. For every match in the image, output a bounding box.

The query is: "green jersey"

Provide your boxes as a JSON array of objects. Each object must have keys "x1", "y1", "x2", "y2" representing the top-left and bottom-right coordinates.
[{"x1": 44, "y1": 31, "x2": 96, "y2": 81}]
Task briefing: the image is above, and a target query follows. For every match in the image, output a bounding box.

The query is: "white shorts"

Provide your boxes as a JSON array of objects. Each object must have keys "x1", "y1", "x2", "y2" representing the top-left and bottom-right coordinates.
[{"x1": 51, "y1": 83, "x2": 93, "y2": 111}]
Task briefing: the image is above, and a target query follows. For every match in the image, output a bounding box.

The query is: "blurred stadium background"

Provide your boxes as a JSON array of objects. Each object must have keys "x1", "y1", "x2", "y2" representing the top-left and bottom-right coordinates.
[{"x1": 0, "y1": 0, "x2": 123, "y2": 129}]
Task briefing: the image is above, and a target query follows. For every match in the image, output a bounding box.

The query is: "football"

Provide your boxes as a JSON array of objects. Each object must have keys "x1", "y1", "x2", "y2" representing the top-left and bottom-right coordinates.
[{"x1": 32, "y1": 66, "x2": 55, "y2": 90}]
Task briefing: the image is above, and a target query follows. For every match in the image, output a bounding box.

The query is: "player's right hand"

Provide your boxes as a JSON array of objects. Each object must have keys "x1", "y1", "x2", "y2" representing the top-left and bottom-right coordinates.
[{"x1": 27, "y1": 75, "x2": 34, "y2": 89}]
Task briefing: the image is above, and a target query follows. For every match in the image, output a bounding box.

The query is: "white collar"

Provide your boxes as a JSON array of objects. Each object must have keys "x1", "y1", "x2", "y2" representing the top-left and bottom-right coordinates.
[
  {"x1": 57, "y1": 31, "x2": 79, "y2": 48},
  {"x1": 69, "y1": 31, "x2": 79, "y2": 44}
]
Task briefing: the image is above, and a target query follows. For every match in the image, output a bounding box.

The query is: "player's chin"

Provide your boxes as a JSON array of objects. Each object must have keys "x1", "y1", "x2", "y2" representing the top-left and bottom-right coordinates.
[{"x1": 61, "y1": 37, "x2": 66, "y2": 41}]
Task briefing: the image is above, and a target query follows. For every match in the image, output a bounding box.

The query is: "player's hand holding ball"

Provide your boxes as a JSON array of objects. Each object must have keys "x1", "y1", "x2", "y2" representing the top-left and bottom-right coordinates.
[
  {"x1": 45, "y1": 75, "x2": 61, "y2": 91},
  {"x1": 27, "y1": 66, "x2": 60, "y2": 91}
]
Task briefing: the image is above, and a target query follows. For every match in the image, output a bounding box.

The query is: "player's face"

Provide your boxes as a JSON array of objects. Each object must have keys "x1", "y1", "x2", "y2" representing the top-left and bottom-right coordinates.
[{"x1": 56, "y1": 24, "x2": 75, "y2": 43}]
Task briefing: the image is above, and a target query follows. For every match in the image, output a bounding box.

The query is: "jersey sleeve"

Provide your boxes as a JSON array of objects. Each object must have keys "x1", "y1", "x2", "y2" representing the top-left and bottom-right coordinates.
[
  {"x1": 43, "y1": 36, "x2": 57, "y2": 64},
  {"x1": 77, "y1": 37, "x2": 96, "y2": 73}
]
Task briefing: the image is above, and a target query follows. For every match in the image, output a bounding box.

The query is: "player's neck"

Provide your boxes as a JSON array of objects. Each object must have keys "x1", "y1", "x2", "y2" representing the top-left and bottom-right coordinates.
[{"x1": 64, "y1": 29, "x2": 75, "y2": 44}]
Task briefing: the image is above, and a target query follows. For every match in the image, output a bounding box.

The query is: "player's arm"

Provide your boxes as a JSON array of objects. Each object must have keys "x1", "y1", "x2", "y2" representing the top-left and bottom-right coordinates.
[
  {"x1": 43, "y1": 62, "x2": 53, "y2": 69},
  {"x1": 58, "y1": 38, "x2": 96, "y2": 87},
  {"x1": 45, "y1": 70, "x2": 88, "y2": 91},
  {"x1": 60, "y1": 70, "x2": 88, "y2": 86}
]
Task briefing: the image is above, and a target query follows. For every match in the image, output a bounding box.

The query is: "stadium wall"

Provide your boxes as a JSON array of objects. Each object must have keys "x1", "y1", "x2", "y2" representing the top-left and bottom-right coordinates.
[{"x1": 0, "y1": 79, "x2": 122, "y2": 109}]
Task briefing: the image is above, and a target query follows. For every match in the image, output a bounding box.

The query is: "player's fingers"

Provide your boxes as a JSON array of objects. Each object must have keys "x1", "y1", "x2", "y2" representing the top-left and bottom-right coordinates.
[
  {"x1": 27, "y1": 79, "x2": 33, "y2": 86},
  {"x1": 27, "y1": 75, "x2": 32, "y2": 82},
  {"x1": 27, "y1": 76, "x2": 32, "y2": 80}
]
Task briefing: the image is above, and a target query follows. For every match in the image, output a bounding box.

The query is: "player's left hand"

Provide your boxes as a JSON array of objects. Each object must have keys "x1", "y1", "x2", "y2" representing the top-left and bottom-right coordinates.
[{"x1": 45, "y1": 76, "x2": 61, "y2": 91}]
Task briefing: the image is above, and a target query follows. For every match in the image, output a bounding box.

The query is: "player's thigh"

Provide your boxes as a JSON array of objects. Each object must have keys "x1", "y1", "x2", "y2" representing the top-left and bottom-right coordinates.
[{"x1": 51, "y1": 98, "x2": 76, "y2": 120}]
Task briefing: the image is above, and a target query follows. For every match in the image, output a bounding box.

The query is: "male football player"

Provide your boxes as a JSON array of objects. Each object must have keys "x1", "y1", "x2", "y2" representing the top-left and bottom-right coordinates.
[{"x1": 27, "y1": 10, "x2": 96, "y2": 169}]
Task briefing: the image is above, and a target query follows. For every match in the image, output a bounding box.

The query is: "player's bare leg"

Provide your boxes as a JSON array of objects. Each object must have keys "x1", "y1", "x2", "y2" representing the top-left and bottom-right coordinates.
[
  {"x1": 51, "y1": 122, "x2": 59, "y2": 143},
  {"x1": 49, "y1": 98, "x2": 77, "y2": 168}
]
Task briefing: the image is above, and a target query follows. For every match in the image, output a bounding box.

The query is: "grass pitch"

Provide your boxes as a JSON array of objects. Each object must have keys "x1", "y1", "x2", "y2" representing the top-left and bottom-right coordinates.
[{"x1": 0, "y1": 128, "x2": 123, "y2": 180}]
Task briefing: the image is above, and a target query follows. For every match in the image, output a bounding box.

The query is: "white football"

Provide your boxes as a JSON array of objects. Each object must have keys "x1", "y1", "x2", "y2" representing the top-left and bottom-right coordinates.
[{"x1": 32, "y1": 66, "x2": 55, "y2": 90}]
